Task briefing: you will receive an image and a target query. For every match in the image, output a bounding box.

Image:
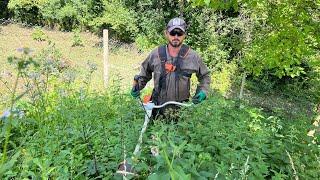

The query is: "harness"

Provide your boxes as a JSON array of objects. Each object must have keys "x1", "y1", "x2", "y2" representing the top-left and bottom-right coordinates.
[{"x1": 152, "y1": 44, "x2": 191, "y2": 104}]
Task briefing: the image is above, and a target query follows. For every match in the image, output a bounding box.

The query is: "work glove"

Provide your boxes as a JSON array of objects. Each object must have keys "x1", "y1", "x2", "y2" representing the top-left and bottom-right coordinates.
[
  {"x1": 192, "y1": 90, "x2": 206, "y2": 104},
  {"x1": 130, "y1": 84, "x2": 140, "y2": 98}
]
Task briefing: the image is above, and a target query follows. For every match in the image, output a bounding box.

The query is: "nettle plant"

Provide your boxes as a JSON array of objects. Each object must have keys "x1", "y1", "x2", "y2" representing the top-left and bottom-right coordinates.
[
  {"x1": 72, "y1": 29, "x2": 84, "y2": 47},
  {"x1": 0, "y1": 43, "x2": 153, "y2": 179},
  {"x1": 124, "y1": 95, "x2": 320, "y2": 179},
  {"x1": 0, "y1": 44, "x2": 108, "y2": 178},
  {"x1": 0, "y1": 47, "x2": 38, "y2": 174}
]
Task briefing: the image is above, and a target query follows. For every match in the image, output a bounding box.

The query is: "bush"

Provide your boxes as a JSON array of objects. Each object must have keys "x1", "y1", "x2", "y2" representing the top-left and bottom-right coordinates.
[
  {"x1": 144, "y1": 96, "x2": 320, "y2": 179},
  {"x1": 89, "y1": 1, "x2": 138, "y2": 42},
  {"x1": 7, "y1": 0, "x2": 41, "y2": 24},
  {"x1": 210, "y1": 62, "x2": 237, "y2": 96},
  {"x1": 31, "y1": 26, "x2": 47, "y2": 41},
  {"x1": 71, "y1": 29, "x2": 84, "y2": 47}
]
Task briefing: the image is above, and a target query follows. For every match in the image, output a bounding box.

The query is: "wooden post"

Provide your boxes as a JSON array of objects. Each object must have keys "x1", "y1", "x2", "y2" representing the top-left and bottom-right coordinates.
[
  {"x1": 103, "y1": 29, "x2": 109, "y2": 88},
  {"x1": 237, "y1": 72, "x2": 246, "y2": 108},
  {"x1": 239, "y1": 72, "x2": 246, "y2": 101}
]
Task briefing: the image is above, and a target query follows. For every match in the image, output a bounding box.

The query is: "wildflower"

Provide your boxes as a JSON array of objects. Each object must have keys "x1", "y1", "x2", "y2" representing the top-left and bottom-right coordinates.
[
  {"x1": 307, "y1": 130, "x2": 315, "y2": 137},
  {"x1": 0, "y1": 110, "x2": 11, "y2": 120},
  {"x1": 16, "y1": 47, "x2": 33, "y2": 55},
  {"x1": 150, "y1": 146, "x2": 159, "y2": 157},
  {"x1": 1, "y1": 108, "x2": 25, "y2": 121}
]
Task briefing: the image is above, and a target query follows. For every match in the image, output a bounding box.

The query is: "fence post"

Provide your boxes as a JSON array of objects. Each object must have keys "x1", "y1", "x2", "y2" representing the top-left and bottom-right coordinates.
[
  {"x1": 103, "y1": 29, "x2": 109, "y2": 88},
  {"x1": 237, "y1": 72, "x2": 246, "y2": 108}
]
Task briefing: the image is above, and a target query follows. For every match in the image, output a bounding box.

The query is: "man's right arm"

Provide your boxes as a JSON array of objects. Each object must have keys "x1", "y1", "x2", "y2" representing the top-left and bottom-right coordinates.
[{"x1": 134, "y1": 54, "x2": 153, "y2": 91}]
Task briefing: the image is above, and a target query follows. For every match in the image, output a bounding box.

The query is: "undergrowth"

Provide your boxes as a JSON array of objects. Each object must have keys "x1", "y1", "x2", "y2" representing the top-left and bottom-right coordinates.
[{"x1": 0, "y1": 48, "x2": 319, "y2": 179}]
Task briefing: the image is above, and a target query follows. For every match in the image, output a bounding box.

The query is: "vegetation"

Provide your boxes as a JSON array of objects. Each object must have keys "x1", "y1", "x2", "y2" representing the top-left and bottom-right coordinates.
[
  {"x1": 31, "y1": 27, "x2": 47, "y2": 41},
  {"x1": 0, "y1": 0, "x2": 319, "y2": 179},
  {"x1": 72, "y1": 29, "x2": 84, "y2": 47},
  {"x1": 3, "y1": 0, "x2": 318, "y2": 99},
  {"x1": 0, "y1": 49, "x2": 319, "y2": 179}
]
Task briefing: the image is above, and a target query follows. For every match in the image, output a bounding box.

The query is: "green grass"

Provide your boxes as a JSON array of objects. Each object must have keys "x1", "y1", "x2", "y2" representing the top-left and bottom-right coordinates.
[
  {"x1": 0, "y1": 24, "x2": 146, "y2": 91},
  {"x1": 0, "y1": 24, "x2": 150, "y2": 110}
]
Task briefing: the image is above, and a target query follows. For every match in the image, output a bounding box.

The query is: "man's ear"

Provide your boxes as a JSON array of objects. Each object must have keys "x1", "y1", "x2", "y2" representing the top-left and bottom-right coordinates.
[{"x1": 164, "y1": 30, "x2": 168, "y2": 36}]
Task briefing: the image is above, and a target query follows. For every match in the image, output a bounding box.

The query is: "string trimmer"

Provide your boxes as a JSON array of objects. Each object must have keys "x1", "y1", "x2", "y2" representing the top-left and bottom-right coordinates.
[{"x1": 116, "y1": 96, "x2": 191, "y2": 177}]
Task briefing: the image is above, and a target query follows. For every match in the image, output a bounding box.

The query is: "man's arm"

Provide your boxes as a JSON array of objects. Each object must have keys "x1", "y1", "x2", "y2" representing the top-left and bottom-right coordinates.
[
  {"x1": 134, "y1": 54, "x2": 153, "y2": 91},
  {"x1": 195, "y1": 56, "x2": 211, "y2": 95}
]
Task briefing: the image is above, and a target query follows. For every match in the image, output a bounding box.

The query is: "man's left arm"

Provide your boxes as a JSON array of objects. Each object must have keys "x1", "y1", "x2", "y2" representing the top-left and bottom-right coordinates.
[{"x1": 193, "y1": 56, "x2": 211, "y2": 103}]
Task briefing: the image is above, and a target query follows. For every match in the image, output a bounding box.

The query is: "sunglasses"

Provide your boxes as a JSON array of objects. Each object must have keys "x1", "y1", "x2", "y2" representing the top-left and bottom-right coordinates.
[{"x1": 169, "y1": 30, "x2": 185, "y2": 36}]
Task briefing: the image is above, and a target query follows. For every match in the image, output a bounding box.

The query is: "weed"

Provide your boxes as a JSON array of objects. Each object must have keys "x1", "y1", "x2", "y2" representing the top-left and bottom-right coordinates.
[
  {"x1": 32, "y1": 27, "x2": 48, "y2": 41},
  {"x1": 72, "y1": 29, "x2": 84, "y2": 47}
]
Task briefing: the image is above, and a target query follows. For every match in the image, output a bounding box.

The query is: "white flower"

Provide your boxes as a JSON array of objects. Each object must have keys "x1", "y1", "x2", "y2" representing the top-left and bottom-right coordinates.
[
  {"x1": 150, "y1": 146, "x2": 159, "y2": 157},
  {"x1": 307, "y1": 130, "x2": 315, "y2": 137}
]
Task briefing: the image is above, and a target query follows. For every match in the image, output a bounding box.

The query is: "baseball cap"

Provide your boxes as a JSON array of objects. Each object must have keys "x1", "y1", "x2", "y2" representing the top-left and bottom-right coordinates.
[{"x1": 166, "y1": 17, "x2": 187, "y2": 32}]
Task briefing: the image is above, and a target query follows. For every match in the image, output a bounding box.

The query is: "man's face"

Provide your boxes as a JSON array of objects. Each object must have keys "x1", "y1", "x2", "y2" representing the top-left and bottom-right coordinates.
[{"x1": 166, "y1": 28, "x2": 186, "y2": 47}]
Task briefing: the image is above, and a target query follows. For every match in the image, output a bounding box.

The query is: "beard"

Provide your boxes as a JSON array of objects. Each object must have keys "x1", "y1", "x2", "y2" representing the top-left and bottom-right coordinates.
[{"x1": 169, "y1": 39, "x2": 182, "y2": 47}]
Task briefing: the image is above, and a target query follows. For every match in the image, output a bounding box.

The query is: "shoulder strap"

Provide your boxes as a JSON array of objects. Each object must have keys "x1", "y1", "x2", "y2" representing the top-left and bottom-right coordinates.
[
  {"x1": 175, "y1": 44, "x2": 190, "y2": 77},
  {"x1": 178, "y1": 44, "x2": 190, "y2": 59},
  {"x1": 175, "y1": 45, "x2": 190, "y2": 101},
  {"x1": 158, "y1": 45, "x2": 167, "y2": 63},
  {"x1": 152, "y1": 45, "x2": 167, "y2": 104}
]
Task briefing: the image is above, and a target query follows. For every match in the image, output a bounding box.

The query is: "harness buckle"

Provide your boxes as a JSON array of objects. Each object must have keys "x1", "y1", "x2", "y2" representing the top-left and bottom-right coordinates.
[{"x1": 165, "y1": 63, "x2": 176, "y2": 73}]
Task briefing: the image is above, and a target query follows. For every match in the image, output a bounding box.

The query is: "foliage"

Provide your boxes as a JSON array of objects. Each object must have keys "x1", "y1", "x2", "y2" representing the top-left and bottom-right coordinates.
[
  {"x1": 72, "y1": 29, "x2": 84, "y2": 47},
  {"x1": 189, "y1": 0, "x2": 320, "y2": 94},
  {"x1": 0, "y1": 46, "x2": 319, "y2": 179},
  {"x1": 7, "y1": 0, "x2": 41, "y2": 24},
  {"x1": 189, "y1": 0, "x2": 239, "y2": 10},
  {"x1": 141, "y1": 97, "x2": 320, "y2": 179},
  {"x1": 210, "y1": 62, "x2": 237, "y2": 96},
  {"x1": 240, "y1": 0, "x2": 320, "y2": 79},
  {"x1": 31, "y1": 26, "x2": 47, "y2": 41},
  {"x1": 89, "y1": 0, "x2": 138, "y2": 41},
  {"x1": 0, "y1": 0, "x2": 10, "y2": 19}
]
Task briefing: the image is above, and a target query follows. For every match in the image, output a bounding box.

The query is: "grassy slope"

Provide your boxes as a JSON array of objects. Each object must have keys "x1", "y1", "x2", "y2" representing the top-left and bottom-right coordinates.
[{"x1": 0, "y1": 24, "x2": 146, "y2": 91}]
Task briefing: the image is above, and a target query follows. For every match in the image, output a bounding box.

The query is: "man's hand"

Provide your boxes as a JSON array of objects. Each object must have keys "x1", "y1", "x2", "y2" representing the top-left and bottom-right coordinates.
[
  {"x1": 130, "y1": 75, "x2": 141, "y2": 98},
  {"x1": 130, "y1": 87, "x2": 140, "y2": 98},
  {"x1": 192, "y1": 90, "x2": 206, "y2": 104},
  {"x1": 130, "y1": 85, "x2": 140, "y2": 98}
]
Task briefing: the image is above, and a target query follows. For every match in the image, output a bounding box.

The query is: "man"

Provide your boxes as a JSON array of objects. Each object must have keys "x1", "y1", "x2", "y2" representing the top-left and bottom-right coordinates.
[{"x1": 131, "y1": 17, "x2": 211, "y2": 119}]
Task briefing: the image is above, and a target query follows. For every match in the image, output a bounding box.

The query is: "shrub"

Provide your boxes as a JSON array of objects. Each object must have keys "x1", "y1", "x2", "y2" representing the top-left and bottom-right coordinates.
[
  {"x1": 7, "y1": 0, "x2": 41, "y2": 24},
  {"x1": 72, "y1": 29, "x2": 84, "y2": 47},
  {"x1": 89, "y1": 0, "x2": 138, "y2": 42},
  {"x1": 31, "y1": 26, "x2": 47, "y2": 41},
  {"x1": 210, "y1": 62, "x2": 237, "y2": 96},
  {"x1": 144, "y1": 96, "x2": 320, "y2": 179}
]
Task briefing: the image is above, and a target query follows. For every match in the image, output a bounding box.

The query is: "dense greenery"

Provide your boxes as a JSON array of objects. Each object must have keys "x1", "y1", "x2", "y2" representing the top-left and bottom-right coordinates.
[
  {"x1": 0, "y1": 48, "x2": 319, "y2": 179},
  {"x1": 2, "y1": 0, "x2": 319, "y2": 100},
  {"x1": 0, "y1": 1, "x2": 319, "y2": 178}
]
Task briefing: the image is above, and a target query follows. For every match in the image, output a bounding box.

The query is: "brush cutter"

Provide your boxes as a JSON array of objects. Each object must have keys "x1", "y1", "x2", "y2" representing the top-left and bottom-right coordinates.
[{"x1": 116, "y1": 97, "x2": 191, "y2": 177}]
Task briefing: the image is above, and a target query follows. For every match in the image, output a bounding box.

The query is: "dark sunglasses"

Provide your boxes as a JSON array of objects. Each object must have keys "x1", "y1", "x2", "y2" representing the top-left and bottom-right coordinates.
[{"x1": 169, "y1": 30, "x2": 184, "y2": 36}]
